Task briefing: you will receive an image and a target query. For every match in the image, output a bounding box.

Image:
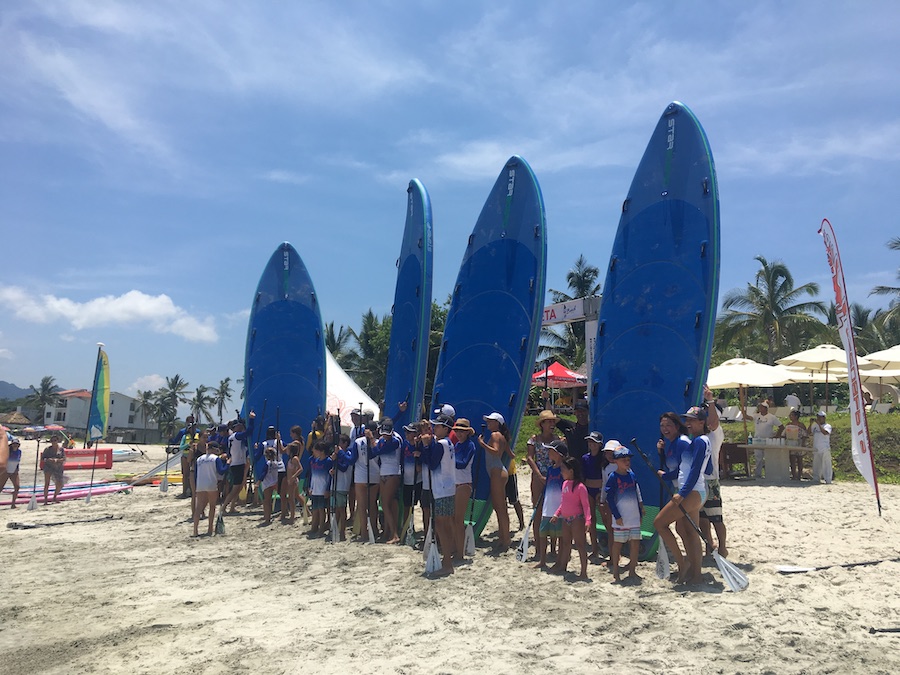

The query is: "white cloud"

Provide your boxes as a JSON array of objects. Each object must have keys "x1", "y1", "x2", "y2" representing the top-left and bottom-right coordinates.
[
  {"x1": 0, "y1": 348, "x2": 12, "y2": 360},
  {"x1": 130, "y1": 374, "x2": 166, "y2": 393},
  {"x1": 0, "y1": 287, "x2": 217, "y2": 343},
  {"x1": 223, "y1": 309, "x2": 251, "y2": 326}
]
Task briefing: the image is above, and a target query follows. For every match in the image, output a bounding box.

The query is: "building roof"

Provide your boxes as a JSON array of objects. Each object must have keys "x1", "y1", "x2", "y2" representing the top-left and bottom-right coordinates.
[
  {"x1": 0, "y1": 411, "x2": 32, "y2": 425},
  {"x1": 57, "y1": 389, "x2": 92, "y2": 399}
]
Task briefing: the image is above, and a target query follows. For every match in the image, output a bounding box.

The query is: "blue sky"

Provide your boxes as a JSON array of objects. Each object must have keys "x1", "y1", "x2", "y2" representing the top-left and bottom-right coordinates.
[{"x1": 1, "y1": 1, "x2": 898, "y2": 413}]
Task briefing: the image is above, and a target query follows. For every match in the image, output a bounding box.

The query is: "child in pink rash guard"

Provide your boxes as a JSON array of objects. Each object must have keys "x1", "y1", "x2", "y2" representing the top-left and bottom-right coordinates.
[{"x1": 550, "y1": 456, "x2": 592, "y2": 580}]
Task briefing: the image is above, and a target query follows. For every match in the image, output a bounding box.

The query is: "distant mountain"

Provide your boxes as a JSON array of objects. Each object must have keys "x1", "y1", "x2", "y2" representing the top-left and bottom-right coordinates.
[{"x1": 0, "y1": 381, "x2": 31, "y2": 400}]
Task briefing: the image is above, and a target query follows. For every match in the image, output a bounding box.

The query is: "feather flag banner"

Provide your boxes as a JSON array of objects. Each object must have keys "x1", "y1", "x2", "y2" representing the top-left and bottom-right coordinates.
[
  {"x1": 819, "y1": 219, "x2": 881, "y2": 515},
  {"x1": 87, "y1": 348, "x2": 110, "y2": 441}
]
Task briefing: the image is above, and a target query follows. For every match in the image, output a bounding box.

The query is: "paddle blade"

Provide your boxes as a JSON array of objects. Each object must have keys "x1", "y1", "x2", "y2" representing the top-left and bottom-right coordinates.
[
  {"x1": 656, "y1": 541, "x2": 671, "y2": 580},
  {"x1": 367, "y1": 520, "x2": 376, "y2": 545},
  {"x1": 404, "y1": 515, "x2": 416, "y2": 548},
  {"x1": 714, "y1": 550, "x2": 749, "y2": 592},
  {"x1": 775, "y1": 565, "x2": 816, "y2": 574},
  {"x1": 215, "y1": 513, "x2": 225, "y2": 535},
  {"x1": 27, "y1": 495, "x2": 37, "y2": 511},
  {"x1": 84, "y1": 492, "x2": 91, "y2": 505},
  {"x1": 464, "y1": 523, "x2": 476, "y2": 557},
  {"x1": 516, "y1": 527, "x2": 531, "y2": 563},
  {"x1": 302, "y1": 500, "x2": 310, "y2": 526},
  {"x1": 159, "y1": 476, "x2": 169, "y2": 493},
  {"x1": 329, "y1": 514, "x2": 339, "y2": 544},
  {"x1": 426, "y1": 541, "x2": 442, "y2": 575},
  {"x1": 423, "y1": 524, "x2": 433, "y2": 562}
]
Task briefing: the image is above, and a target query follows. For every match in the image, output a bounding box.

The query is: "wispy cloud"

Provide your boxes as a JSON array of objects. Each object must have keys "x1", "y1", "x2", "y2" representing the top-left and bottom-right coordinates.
[
  {"x1": 0, "y1": 348, "x2": 12, "y2": 360},
  {"x1": 0, "y1": 287, "x2": 217, "y2": 343},
  {"x1": 259, "y1": 170, "x2": 310, "y2": 186}
]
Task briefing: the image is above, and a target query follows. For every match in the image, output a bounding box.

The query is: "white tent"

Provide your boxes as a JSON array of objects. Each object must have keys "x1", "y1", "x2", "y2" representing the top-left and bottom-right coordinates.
[{"x1": 325, "y1": 350, "x2": 381, "y2": 427}]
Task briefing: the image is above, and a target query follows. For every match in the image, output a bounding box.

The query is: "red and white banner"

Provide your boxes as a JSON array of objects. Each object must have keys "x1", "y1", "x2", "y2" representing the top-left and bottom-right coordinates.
[{"x1": 819, "y1": 218, "x2": 881, "y2": 514}]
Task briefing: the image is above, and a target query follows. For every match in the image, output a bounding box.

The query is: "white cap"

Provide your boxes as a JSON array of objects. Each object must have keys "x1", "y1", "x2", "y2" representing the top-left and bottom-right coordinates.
[
  {"x1": 483, "y1": 412, "x2": 505, "y2": 425},
  {"x1": 434, "y1": 404, "x2": 456, "y2": 418},
  {"x1": 603, "y1": 439, "x2": 623, "y2": 452}
]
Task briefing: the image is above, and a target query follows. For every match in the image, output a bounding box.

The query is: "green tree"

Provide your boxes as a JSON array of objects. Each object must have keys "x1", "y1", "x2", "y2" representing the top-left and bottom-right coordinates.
[
  {"x1": 540, "y1": 255, "x2": 601, "y2": 369},
  {"x1": 715, "y1": 255, "x2": 826, "y2": 364},
  {"x1": 325, "y1": 321, "x2": 359, "y2": 371},
  {"x1": 134, "y1": 389, "x2": 158, "y2": 428},
  {"x1": 352, "y1": 310, "x2": 392, "y2": 405},
  {"x1": 870, "y1": 236, "x2": 900, "y2": 328},
  {"x1": 424, "y1": 299, "x2": 449, "y2": 411},
  {"x1": 25, "y1": 376, "x2": 59, "y2": 424},
  {"x1": 214, "y1": 377, "x2": 233, "y2": 423},
  {"x1": 189, "y1": 385, "x2": 216, "y2": 424}
]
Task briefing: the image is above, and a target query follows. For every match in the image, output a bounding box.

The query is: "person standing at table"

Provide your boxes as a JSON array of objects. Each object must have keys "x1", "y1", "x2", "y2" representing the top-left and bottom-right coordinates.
[
  {"x1": 809, "y1": 411, "x2": 833, "y2": 485},
  {"x1": 751, "y1": 402, "x2": 781, "y2": 478}
]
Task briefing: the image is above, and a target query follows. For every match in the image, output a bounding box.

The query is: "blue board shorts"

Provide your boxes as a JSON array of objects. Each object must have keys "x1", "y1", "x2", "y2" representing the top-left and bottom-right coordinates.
[
  {"x1": 334, "y1": 491, "x2": 348, "y2": 508},
  {"x1": 311, "y1": 495, "x2": 327, "y2": 510},
  {"x1": 613, "y1": 527, "x2": 642, "y2": 543},
  {"x1": 434, "y1": 496, "x2": 454, "y2": 517},
  {"x1": 540, "y1": 516, "x2": 562, "y2": 537}
]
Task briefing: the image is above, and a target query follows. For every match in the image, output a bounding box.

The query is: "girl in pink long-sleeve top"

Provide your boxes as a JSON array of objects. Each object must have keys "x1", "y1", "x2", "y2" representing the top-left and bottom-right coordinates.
[{"x1": 550, "y1": 456, "x2": 592, "y2": 580}]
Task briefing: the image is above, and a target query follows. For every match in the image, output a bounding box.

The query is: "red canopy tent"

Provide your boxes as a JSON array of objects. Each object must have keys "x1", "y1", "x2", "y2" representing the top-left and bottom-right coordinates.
[{"x1": 532, "y1": 361, "x2": 587, "y2": 389}]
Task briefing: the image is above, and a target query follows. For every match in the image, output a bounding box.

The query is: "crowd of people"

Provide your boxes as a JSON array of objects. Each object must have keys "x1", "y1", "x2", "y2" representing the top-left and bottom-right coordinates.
[
  {"x1": 748, "y1": 399, "x2": 833, "y2": 483},
  {"x1": 167, "y1": 382, "x2": 730, "y2": 585}
]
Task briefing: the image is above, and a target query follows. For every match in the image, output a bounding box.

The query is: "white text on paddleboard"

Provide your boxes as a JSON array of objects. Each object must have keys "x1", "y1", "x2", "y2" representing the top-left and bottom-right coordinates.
[
  {"x1": 507, "y1": 169, "x2": 516, "y2": 197},
  {"x1": 283, "y1": 250, "x2": 290, "y2": 271},
  {"x1": 667, "y1": 118, "x2": 675, "y2": 151}
]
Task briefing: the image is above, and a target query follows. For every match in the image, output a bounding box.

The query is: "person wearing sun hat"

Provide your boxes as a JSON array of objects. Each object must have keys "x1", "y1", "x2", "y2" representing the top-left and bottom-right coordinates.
[
  {"x1": 451, "y1": 418, "x2": 477, "y2": 559},
  {"x1": 653, "y1": 405, "x2": 712, "y2": 584},
  {"x1": 526, "y1": 409, "x2": 562, "y2": 557},
  {"x1": 1, "y1": 434, "x2": 22, "y2": 508}
]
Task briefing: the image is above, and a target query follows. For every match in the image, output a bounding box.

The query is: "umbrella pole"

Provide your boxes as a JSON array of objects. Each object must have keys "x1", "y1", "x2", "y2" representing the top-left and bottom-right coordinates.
[{"x1": 739, "y1": 386, "x2": 749, "y2": 442}]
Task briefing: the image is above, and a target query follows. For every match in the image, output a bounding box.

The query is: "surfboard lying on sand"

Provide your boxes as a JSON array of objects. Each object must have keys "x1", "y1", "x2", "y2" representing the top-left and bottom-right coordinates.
[
  {"x1": 382, "y1": 179, "x2": 433, "y2": 430},
  {"x1": 431, "y1": 156, "x2": 547, "y2": 537},
  {"x1": 589, "y1": 101, "x2": 720, "y2": 559},
  {"x1": 244, "y1": 242, "x2": 326, "y2": 442}
]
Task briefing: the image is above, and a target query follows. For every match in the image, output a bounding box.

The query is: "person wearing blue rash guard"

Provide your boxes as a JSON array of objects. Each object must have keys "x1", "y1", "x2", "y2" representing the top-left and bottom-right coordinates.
[
  {"x1": 223, "y1": 413, "x2": 255, "y2": 514},
  {"x1": 308, "y1": 441, "x2": 334, "y2": 537},
  {"x1": 417, "y1": 413, "x2": 457, "y2": 576},
  {"x1": 331, "y1": 434, "x2": 354, "y2": 541},
  {"x1": 451, "y1": 418, "x2": 477, "y2": 560},
  {"x1": 400, "y1": 423, "x2": 422, "y2": 535},
  {"x1": 654, "y1": 407, "x2": 712, "y2": 585},
  {"x1": 373, "y1": 418, "x2": 403, "y2": 544}
]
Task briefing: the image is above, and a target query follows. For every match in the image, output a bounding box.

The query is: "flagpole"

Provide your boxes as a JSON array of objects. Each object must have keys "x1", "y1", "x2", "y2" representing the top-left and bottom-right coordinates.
[{"x1": 85, "y1": 342, "x2": 105, "y2": 504}]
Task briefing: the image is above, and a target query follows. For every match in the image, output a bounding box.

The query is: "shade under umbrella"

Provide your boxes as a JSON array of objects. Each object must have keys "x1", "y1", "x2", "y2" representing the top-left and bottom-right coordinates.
[
  {"x1": 532, "y1": 361, "x2": 588, "y2": 389},
  {"x1": 777, "y1": 344, "x2": 871, "y2": 412}
]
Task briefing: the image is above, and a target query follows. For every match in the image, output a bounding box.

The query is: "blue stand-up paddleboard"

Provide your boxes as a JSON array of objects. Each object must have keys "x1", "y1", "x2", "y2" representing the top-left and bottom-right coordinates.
[
  {"x1": 382, "y1": 179, "x2": 434, "y2": 429},
  {"x1": 244, "y1": 242, "x2": 326, "y2": 467},
  {"x1": 431, "y1": 156, "x2": 547, "y2": 537},
  {"x1": 589, "y1": 101, "x2": 720, "y2": 559}
]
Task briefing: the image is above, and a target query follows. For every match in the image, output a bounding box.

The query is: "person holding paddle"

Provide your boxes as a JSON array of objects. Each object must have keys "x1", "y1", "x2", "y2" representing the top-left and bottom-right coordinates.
[
  {"x1": 418, "y1": 413, "x2": 457, "y2": 577},
  {"x1": 526, "y1": 410, "x2": 561, "y2": 562},
  {"x1": 451, "y1": 418, "x2": 477, "y2": 560},
  {"x1": 41, "y1": 433, "x2": 66, "y2": 505},
  {"x1": 654, "y1": 407, "x2": 711, "y2": 584},
  {"x1": 374, "y1": 418, "x2": 402, "y2": 544}
]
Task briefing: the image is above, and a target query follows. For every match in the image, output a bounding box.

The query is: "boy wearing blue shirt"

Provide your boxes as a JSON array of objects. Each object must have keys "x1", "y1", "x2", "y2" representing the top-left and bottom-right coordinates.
[{"x1": 605, "y1": 446, "x2": 644, "y2": 583}]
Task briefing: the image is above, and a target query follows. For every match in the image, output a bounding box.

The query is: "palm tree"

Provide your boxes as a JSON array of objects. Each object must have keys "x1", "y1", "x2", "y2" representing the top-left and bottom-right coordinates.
[
  {"x1": 715, "y1": 255, "x2": 826, "y2": 364},
  {"x1": 325, "y1": 321, "x2": 359, "y2": 371},
  {"x1": 26, "y1": 376, "x2": 59, "y2": 424},
  {"x1": 152, "y1": 389, "x2": 179, "y2": 438},
  {"x1": 189, "y1": 385, "x2": 216, "y2": 424},
  {"x1": 214, "y1": 378, "x2": 233, "y2": 423},
  {"x1": 134, "y1": 389, "x2": 158, "y2": 428},
  {"x1": 541, "y1": 255, "x2": 601, "y2": 369},
  {"x1": 160, "y1": 374, "x2": 190, "y2": 411},
  {"x1": 352, "y1": 310, "x2": 391, "y2": 403},
  {"x1": 870, "y1": 236, "x2": 900, "y2": 328}
]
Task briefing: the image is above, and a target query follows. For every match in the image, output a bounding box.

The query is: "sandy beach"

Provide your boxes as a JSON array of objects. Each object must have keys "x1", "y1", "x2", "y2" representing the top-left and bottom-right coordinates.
[{"x1": 2, "y1": 440, "x2": 899, "y2": 675}]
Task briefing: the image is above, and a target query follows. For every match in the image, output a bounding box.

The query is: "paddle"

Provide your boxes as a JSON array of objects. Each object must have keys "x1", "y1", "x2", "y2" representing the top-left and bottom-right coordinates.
[
  {"x1": 365, "y1": 426, "x2": 375, "y2": 545},
  {"x1": 329, "y1": 411, "x2": 341, "y2": 544},
  {"x1": 632, "y1": 438, "x2": 749, "y2": 592},
  {"x1": 655, "y1": 535, "x2": 671, "y2": 580},
  {"x1": 516, "y1": 476, "x2": 548, "y2": 563},
  {"x1": 27, "y1": 437, "x2": 40, "y2": 511},
  {"x1": 160, "y1": 446, "x2": 171, "y2": 493},
  {"x1": 8, "y1": 515, "x2": 119, "y2": 530},
  {"x1": 463, "y1": 435, "x2": 478, "y2": 557},
  {"x1": 776, "y1": 557, "x2": 900, "y2": 574}
]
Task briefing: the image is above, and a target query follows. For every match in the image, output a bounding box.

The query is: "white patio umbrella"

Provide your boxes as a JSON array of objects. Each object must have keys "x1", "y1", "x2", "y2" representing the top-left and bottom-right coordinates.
[
  {"x1": 777, "y1": 344, "x2": 872, "y2": 412},
  {"x1": 861, "y1": 345, "x2": 900, "y2": 370},
  {"x1": 706, "y1": 358, "x2": 797, "y2": 440}
]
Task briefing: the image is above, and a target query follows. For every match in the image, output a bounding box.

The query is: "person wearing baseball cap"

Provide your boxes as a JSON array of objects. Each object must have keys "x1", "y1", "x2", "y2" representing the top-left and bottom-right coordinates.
[
  {"x1": 419, "y1": 412, "x2": 458, "y2": 576},
  {"x1": 580, "y1": 430, "x2": 605, "y2": 560},
  {"x1": 605, "y1": 443, "x2": 644, "y2": 582},
  {"x1": 479, "y1": 412, "x2": 513, "y2": 548},
  {"x1": 556, "y1": 398, "x2": 590, "y2": 458},
  {"x1": 374, "y1": 417, "x2": 403, "y2": 544},
  {"x1": 451, "y1": 419, "x2": 477, "y2": 558},
  {"x1": 653, "y1": 405, "x2": 712, "y2": 584},
  {"x1": 810, "y1": 411, "x2": 833, "y2": 484},
  {"x1": 534, "y1": 439, "x2": 567, "y2": 569}
]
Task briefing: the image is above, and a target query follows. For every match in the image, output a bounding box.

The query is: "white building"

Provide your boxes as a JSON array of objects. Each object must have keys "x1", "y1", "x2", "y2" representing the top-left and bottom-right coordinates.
[{"x1": 44, "y1": 389, "x2": 157, "y2": 441}]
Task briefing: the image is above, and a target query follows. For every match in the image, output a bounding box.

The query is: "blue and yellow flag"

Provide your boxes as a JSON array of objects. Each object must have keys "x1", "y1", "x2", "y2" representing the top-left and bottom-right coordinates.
[{"x1": 88, "y1": 349, "x2": 110, "y2": 441}]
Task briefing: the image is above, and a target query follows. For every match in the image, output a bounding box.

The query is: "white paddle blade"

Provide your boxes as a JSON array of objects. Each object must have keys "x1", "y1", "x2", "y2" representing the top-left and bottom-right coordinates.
[
  {"x1": 215, "y1": 513, "x2": 225, "y2": 535},
  {"x1": 405, "y1": 517, "x2": 416, "y2": 548},
  {"x1": 423, "y1": 524, "x2": 433, "y2": 562},
  {"x1": 84, "y1": 492, "x2": 91, "y2": 505},
  {"x1": 656, "y1": 541, "x2": 670, "y2": 580},
  {"x1": 775, "y1": 565, "x2": 815, "y2": 574},
  {"x1": 302, "y1": 500, "x2": 310, "y2": 526},
  {"x1": 329, "y1": 515, "x2": 339, "y2": 544},
  {"x1": 714, "y1": 550, "x2": 749, "y2": 592},
  {"x1": 367, "y1": 520, "x2": 376, "y2": 545},
  {"x1": 516, "y1": 527, "x2": 531, "y2": 563},
  {"x1": 27, "y1": 495, "x2": 37, "y2": 511},
  {"x1": 159, "y1": 476, "x2": 169, "y2": 493},
  {"x1": 464, "y1": 524, "x2": 476, "y2": 557},
  {"x1": 426, "y1": 541, "x2": 442, "y2": 575}
]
